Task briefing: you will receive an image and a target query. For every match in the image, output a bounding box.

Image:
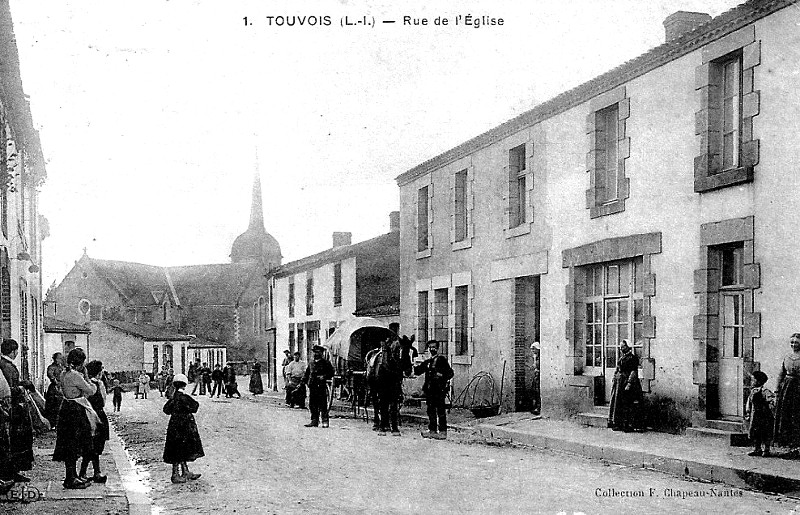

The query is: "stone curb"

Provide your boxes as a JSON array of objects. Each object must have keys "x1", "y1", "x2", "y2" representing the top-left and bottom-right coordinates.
[
  {"x1": 474, "y1": 424, "x2": 800, "y2": 495},
  {"x1": 107, "y1": 422, "x2": 152, "y2": 515}
]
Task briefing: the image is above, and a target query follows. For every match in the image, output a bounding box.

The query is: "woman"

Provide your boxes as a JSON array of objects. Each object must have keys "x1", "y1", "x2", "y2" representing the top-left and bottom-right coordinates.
[
  {"x1": 607, "y1": 339, "x2": 643, "y2": 432},
  {"x1": 163, "y1": 373, "x2": 204, "y2": 483},
  {"x1": 774, "y1": 333, "x2": 800, "y2": 455},
  {"x1": 249, "y1": 360, "x2": 264, "y2": 395},
  {"x1": 44, "y1": 352, "x2": 64, "y2": 428},
  {"x1": 79, "y1": 360, "x2": 109, "y2": 483},
  {"x1": 53, "y1": 348, "x2": 100, "y2": 489}
]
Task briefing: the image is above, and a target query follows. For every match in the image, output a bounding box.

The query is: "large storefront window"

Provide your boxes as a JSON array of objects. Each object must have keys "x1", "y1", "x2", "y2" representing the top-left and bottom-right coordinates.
[{"x1": 584, "y1": 256, "x2": 644, "y2": 368}]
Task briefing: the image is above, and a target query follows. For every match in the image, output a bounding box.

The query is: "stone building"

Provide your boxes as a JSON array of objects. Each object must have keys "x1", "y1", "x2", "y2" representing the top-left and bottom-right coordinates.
[
  {"x1": 0, "y1": 1, "x2": 47, "y2": 390},
  {"x1": 273, "y1": 212, "x2": 400, "y2": 361},
  {"x1": 45, "y1": 174, "x2": 280, "y2": 382},
  {"x1": 396, "y1": 1, "x2": 800, "y2": 436}
]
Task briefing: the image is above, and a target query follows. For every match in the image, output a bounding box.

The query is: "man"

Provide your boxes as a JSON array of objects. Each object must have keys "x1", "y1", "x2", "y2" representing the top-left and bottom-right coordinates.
[
  {"x1": 190, "y1": 359, "x2": 202, "y2": 395},
  {"x1": 223, "y1": 362, "x2": 240, "y2": 398},
  {"x1": 44, "y1": 352, "x2": 65, "y2": 427},
  {"x1": 0, "y1": 339, "x2": 34, "y2": 482},
  {"x1": 281, "y1": 350, "x2": 292, "y2": 388},
  {"x1": 302, "y1": 345, "x2": 334, "y2": 428},
  {"x1": 284, "y1": 352, "x2": 306, "y2": 408},
  {"x1": 210, "y1": 364, "x2": 224, "y2": 398},
  {"x1": 414, "y1": 340, "x2": 454, "y2": 440},
  {"x1": 200, "y1": 363, "x2": 212, "y2": 396}
]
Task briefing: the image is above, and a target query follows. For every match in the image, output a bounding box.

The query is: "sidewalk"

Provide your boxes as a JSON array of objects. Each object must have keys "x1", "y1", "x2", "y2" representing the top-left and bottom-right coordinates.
[
  {"x1": 291, "y1": 385, "x2": 800, "y2": 497},
  {"x1": 0, "y1": 425, "x2": 133, "y2": 514}
]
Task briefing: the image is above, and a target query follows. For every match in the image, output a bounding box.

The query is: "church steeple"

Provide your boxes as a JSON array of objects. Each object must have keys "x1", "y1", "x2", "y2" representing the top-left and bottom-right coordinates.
[
  {"x1": 248, "y1": 168, "x2": 264, "y2": 231},
  {"x1": 230, "y1": 154, "x2": 282, "y2": 266}
]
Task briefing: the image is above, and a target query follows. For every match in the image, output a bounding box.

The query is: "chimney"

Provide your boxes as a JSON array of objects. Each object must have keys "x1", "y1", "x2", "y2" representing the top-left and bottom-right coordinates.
[
  {"x1": 389, "y1": 211, "x2": 400, "y2": 232},
  {"x1": 332, "y1": 232, "x2": 352, "y2": 247},
  {"x1": 663, "y1": 11, "x2": 711, "y2": 42}
]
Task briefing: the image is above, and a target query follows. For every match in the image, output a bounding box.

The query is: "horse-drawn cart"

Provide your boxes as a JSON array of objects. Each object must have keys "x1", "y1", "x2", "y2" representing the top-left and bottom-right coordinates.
[{"x1": 323, "y1": 317, "x2": 396, "y2": 419}]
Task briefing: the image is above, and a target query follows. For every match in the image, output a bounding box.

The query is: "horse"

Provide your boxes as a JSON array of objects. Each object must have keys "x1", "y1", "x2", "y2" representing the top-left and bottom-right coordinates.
[{"x1": 366, "y1": 335, "x2": 416, "y2": 435}]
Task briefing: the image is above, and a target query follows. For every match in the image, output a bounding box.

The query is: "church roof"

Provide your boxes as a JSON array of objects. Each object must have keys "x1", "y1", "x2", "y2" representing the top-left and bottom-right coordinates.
[
  {"x1": 87, "y1": 258, "x2": 170, "y2": 305},
  {"x1": 167, "y1": 262, "x2": 262, "y2": 306},
  {"x1": 103, "y1": 321, "x2": 191, "y2": 341}
]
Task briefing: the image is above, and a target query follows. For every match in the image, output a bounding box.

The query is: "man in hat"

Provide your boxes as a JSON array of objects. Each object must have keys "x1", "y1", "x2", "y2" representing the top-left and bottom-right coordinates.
[
  {"x1": 0, "y1": 338, "x2": 34, "y2": 482},
  {"x1": 414, "y1": 340, "x2": 454, "y2": 440},
  {"x1": 285, "y1": 352, "x2": 306, "y2": 408},
  {"x1": 302, "y1": 345, "x2": 334, "y2": 428},
  {"x1": 281, "y1": 350, "x2": 292, "y2": 388}
]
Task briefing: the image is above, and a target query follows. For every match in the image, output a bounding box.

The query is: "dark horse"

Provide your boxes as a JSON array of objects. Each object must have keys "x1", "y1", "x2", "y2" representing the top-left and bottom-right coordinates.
[{"x1": 366, "y1": 335, "x2": 416, "y2": 434}]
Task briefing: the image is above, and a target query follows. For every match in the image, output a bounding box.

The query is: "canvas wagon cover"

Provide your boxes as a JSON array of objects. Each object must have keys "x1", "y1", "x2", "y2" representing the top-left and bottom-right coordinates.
[{"x1": 323, "y1": 317, "x2": 395, "y2": 370}]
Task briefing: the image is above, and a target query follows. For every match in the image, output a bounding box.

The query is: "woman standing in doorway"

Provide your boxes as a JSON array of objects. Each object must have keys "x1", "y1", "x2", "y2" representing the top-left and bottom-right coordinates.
[
  {"x1": 774, "y1": 333, "x2": 800, "y2": 456},
  {"x1": 607, "y1": 340, "x2": 643, "y2": 432}
]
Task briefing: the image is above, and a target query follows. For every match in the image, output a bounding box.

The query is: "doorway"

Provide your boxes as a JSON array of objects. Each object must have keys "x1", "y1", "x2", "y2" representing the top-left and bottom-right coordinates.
[{"x1": 514, "y1": 276, "x2": 540, "y2": 412}]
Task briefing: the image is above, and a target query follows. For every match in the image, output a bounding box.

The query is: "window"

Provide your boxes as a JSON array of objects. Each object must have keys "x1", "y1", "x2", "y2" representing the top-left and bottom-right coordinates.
[
  {"x1": 417, "y1": 291, "x2": 429, "y2": 344},
  {"x1": 719, "y1": 244, "x2": 745, "y2": 359},
  {"x1": 595, "y1": 104, "x2": 619, "y2": 204},
  {"x1": 288, "y1": 325, "x2": 296, "y2": 354},
  {"x1": 163, "y1": 302, "x2": 168, "y2": 321},
  {"x1": 288, "y1": 282, "x2": 295, "y2": 318},
  {"x1": 333, "y1": 262, "x2": 342, "y2": 306},
  {"x1": 259, "y1": 296, "x2": 267, "y2": 331},
  {"x1": 584, "y1": 257, "x2": 644, "y2": 368},
  {"x1": 306, "y1": 273, "x2": 314, "y2": 316},
  {"x1": 694, "y1": 28, "x2": 759, "y2": 193},
  {"x1": 252, "y1": 302, "x2": 258, "y2": 333},
  {"x1": 508, "y1": 145, "x2": 526, "y2": 228},
  {"x1": 89, "y1": 304, "x2": 103, "y2": 322},
  {"x1": 454, "y1": 285, "x2": 469, "y2": 356},
  {"x1": 417, "y1": 186, "x2": 429, "y2": 252},
  {"x1": 454, "y1": 170, "x2": 468, "y2": 242},
  {"x1": 720, "y1": 56, "x2": 742, "y2": 172},
  {"x1": 433, "y1": 288, "x2": 449, "y2": 356},
  {"x1": 140, "y1": 309, "x2": 152, "y2": 324}
]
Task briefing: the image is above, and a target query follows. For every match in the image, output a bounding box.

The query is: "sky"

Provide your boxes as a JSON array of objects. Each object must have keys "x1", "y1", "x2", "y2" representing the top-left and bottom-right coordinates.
[{"x1": 8, "y1": 0, "x2": 744, "y2": 289}]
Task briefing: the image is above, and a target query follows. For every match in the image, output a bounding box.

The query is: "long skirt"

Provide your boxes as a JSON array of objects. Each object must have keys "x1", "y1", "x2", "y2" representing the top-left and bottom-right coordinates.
[
  {"x1": 249, "y1": 372, "x2": 263, "y2": 394},
  {"x1": 8, "y1": 393, "x2": 33, "y2": 471},
  {"x1": 44, "y1": 383, "x2": 63, "y2": 427},
  {"x1": 774, "y1": 376, "x2": 800, "y2": 447},
  {"x1": 0, "y1": 401, "x2": 12, "y2": 478},
  {"x1": 608, "y1": 373, "x2": 643, "y2": 430},
  {"x1": 163, "y1": 414, "x2": 204, "y2": 464},
  {"x1": 91, "y1": 409, "x2": 110, "y2": 456},
  {"x1": 53, "y1": 400, "x2": 93, "y2": 463}
]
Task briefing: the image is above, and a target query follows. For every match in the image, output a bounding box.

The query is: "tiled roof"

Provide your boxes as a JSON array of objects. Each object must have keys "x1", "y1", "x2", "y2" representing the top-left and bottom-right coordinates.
[
  {"x1": 167, "y1": 262, "x2": 261, "y2": 305},
  {"x1": 87, "y1": 258, "x2": 170, "y2": 305},
  {"x1": 43, "y1": 316, "x2": 90, "y2": 334},
  {"x1": 274, "y1": 231, "x2": 399, "y2": 278},
  {"x1": 395, "y1": 0, "x2": 795, "y2": 186},
  {"x1": 103, "y1": 321, "x2": 191, "y2": 341}
]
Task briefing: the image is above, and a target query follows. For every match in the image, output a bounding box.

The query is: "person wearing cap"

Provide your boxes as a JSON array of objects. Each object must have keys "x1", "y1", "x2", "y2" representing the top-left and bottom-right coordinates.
[
  {"x1": 607, "y1": 339, "x2": 643, "y2": 432},
  {"x1": 210, "y1": 364, "x2": 224, "y2": 398},
  {"x1": 302, "y1": 345, "x2": 334, "y2": 428},
  {"x1": 415, "y1": 340, "x2": 454, "y2": 440},
  {"x1": 163, "y1": 373, "x2": 204, "y2": 484},
  {"x1": 223, "y1": 363, "x2": 240, "y2": 398},
  {"x1": 281, "y1": 350, "x2": 292, "y2": 388},
  {"x1": 285, "y1": 352, "x2": 306, "y2": 408},
  {"x1": 747, "y1": 370, "x2": 774, "y2": 457}
]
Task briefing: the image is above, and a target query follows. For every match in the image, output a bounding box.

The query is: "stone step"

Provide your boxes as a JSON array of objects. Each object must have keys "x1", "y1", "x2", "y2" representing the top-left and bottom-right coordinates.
[
  {"x1": 701, "y1": 418, "x2": 745, "y2": 433},
  {"x1": 685, "y1": 426, "x2": 750, "y2": 447},
  {"x1": 576, "y1": 410, "x2": 609, "y2": 428}
]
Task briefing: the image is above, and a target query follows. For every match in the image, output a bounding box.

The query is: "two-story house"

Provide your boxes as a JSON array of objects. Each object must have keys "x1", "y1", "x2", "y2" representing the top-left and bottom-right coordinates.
[{"x1": 397, "y1": 1, "x2": 800, "y2": 435}]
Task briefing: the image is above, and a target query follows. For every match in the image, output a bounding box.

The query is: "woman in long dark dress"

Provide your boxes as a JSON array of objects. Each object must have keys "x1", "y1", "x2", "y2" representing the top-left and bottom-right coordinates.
[
  {"x1": 163, "y1": 373, "x2": 204, "y2": 483},
  {"x1": 44, "y1": 352, "x2": 64, "y2": 427},
  {"x1": 53, "y1": 348, "x2": 99, "y2": 489},
  {"x1": 607, "y1": 340, "x2": 643, "y2": 432},
  {"x1": 249, "y1": 361, "x2": 264, "y2": 395},
  {"x1": 79, "y1": 360, "x2": 109, "y2": 483},
  {"x1": 774, "y1": 333, "x2": 800, "y2": 455}
]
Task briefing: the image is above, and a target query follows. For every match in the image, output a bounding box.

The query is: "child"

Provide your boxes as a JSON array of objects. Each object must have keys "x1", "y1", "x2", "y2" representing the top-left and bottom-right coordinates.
[
  {"x1": 746, "y1": 370, "x2": 774, "y2": 457},
  {"x1": 111, "y1": 379, "x2": 123, "y2": 412},
  {"x1": 79, "y1": 360, "x2": 109, "y2": 483},
  {"x1": 163, "y1": 373, "x2": 204, "y2": 484},
  {"x1": 138, "y1": 371, "x2": 150, "y2": 399}
]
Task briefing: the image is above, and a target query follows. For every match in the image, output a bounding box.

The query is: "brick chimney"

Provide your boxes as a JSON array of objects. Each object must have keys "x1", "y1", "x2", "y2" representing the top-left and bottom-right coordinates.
[
  {"x1": 332, "y1": 232, "x2": 352, "y2": 247},
  {"x1": 389, "y1": 211, "x2": 400, "y2": 232},
  {"x1": 663, "y1": 11, "x2": 711, "y2": 41}
]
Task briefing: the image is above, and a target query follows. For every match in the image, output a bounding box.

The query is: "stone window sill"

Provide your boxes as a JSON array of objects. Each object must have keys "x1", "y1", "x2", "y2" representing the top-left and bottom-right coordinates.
[
  {"x1": 416, "y1": 248, "x2": 431, "y2": 260},
  {"x1": 452, "y1": 354, "x2": 472, "y2": 366},
  {"x1": 505, "y1": 223, "x2": 531, "y2": 239},
  {"x1": 589, "y1": 199, "x2": 625, "y2": 219},
  {"x1": 694, "y1": 166, "x2": 753, "y2": 193},
  {"x1": 452, "y1": 239, "x2": 472, "y2": 252}
]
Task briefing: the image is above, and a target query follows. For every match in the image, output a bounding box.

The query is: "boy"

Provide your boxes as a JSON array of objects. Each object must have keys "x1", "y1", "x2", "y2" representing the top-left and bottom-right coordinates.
[
  {"x1": 746, "y1": 370, "x2": 774, "y2": 457},
  {"x1": 110, "y1": 379, "x2": 123, "y2": 412}
]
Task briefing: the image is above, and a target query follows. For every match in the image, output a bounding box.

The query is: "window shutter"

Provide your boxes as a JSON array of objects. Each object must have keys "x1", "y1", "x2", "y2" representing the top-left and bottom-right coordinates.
[
  {"x1": 428, "y1": 183, "x2": 434, "y2": 250},
  {"x1": 467, "y1": 167, "x2": 475, "y2": 240},
  {"x1": 449, "y1": 172, "x2": 456, "y2": 244}
]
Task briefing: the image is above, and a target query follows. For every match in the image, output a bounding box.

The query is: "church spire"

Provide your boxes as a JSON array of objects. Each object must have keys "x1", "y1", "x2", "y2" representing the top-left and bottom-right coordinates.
[{"x1": 249, "y1": 153, "x2": 264, "y2": 231}]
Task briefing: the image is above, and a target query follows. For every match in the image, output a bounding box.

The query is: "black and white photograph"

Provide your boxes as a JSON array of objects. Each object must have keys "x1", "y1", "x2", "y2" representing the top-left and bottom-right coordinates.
[{"x1": 0, "y1": 0, "x2": 798, "y2": 513}]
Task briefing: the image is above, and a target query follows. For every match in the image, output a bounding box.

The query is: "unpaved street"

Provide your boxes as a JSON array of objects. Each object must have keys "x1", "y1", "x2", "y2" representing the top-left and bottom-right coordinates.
[{"x1": 111, "y1": 379, "x2": 798, "y2": 515}]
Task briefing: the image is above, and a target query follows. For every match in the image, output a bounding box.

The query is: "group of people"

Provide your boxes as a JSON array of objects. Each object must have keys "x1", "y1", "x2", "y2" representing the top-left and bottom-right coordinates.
[{"x1": 185, "y1": 360, "x2": 264, "y2": 399}]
